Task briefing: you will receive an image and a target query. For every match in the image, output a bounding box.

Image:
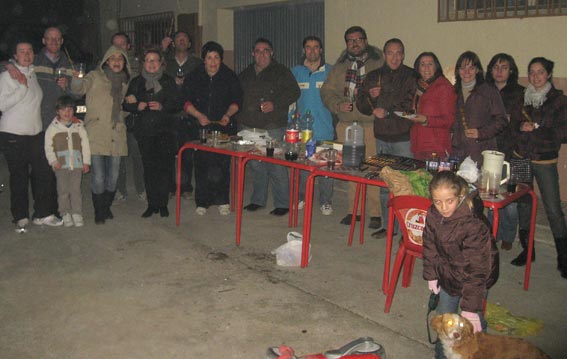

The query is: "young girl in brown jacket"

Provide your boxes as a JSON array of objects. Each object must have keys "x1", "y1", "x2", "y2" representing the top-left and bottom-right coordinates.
[{"x1": 423, "y1": 171, "x2": 499, "y2": 359}]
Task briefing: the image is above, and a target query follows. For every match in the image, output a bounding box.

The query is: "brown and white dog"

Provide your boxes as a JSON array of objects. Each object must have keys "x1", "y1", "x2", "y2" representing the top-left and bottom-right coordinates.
[{"x1": 431, "y1": 313, "x2": 551, "y2": 359}]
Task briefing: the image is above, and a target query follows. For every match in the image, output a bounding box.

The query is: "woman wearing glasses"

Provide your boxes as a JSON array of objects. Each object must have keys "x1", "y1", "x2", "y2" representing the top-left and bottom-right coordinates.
[{"x1": 451, "y1": 51, "x2": 507, "y2": 165}]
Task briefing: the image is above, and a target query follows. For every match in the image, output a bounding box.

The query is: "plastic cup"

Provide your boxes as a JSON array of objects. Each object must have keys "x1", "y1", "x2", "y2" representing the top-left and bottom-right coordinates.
[
  {"x1": 477, "y1": 170, "x2": 488, "y2": 194},
  {"x1": 327, "y1": 149, "x2": 337, "y2": 170},
  {"x1": 488, "y1": 171, "x2": 501, "y2": 197}
]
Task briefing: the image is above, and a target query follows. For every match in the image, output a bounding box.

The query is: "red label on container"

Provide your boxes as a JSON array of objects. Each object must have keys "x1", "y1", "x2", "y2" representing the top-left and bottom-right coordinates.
[{"x1": 286, "y1": 129, "x2": 300, "y2": 143}]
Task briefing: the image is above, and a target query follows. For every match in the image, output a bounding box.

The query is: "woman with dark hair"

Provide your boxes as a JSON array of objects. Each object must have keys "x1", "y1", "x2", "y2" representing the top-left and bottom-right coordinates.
[
  {"x1": 451, "y1": 51, "x2": 507, "y2": 165},
  {"x1": 123, "y1": 49, "x2": 179, "y2": 218},
  {"x1": 485, "y1": 53, "x2": 525, "y2": 251},
  {"x1": 408, "y1": 52, "x2": 456, "y2": 160},
  {"x1": 72, "y1": 45, "x2": 131, "y2": 224},
  {"x1": 511, "y1": 57, "x2": 567, "y2": 277},
  {"x1": 182, "y1": 41, "x2": 243, "y2": 216}
]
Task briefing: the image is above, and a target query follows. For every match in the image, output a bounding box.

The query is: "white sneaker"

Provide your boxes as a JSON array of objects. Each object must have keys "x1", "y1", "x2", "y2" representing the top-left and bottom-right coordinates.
[
  {"x1": 297, "y1": 200, "x2": 305, "y2": 210},
  {"x1": 72, "y1": 214, "x2": 84, "y2": 227},
  {"x1": 196, "y1": 207, "x2": 207, "y2": 216},
  {"x1": 15, "y1": 218, "x2": 29, "y2": 233},
  {"x1": 33, "y1": 214, "x2": 63, "y2": 226},
  {"x1": 218, "y1": 204, "x2": 230, "y2": 216},
  {"x1": 115, "y1": 192, "x2": 127, "y2": 202},
  {"x1": 62, "y1": 213, "x2": 74, "y2": 227},
  {"x1": 320, "y1": 204, "x2": 333, "y2": 216}
]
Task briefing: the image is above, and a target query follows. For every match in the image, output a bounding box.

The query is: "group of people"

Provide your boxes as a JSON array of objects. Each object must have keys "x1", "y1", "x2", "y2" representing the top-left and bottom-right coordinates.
[{"x1": 1, "y1": 25, "x2": 566, "y2": 349}]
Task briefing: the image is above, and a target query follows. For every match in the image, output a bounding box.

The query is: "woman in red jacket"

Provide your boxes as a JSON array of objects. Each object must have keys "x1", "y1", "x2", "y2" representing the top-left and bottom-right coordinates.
[{"x1": 408, "y1": 52, "x2": 456, "y2": 160}]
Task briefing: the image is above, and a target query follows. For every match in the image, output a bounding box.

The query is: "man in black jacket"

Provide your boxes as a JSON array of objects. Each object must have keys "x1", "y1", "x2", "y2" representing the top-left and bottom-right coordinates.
[{"x1": 238, "y1": 38, "x2": 300, "y2": 216}]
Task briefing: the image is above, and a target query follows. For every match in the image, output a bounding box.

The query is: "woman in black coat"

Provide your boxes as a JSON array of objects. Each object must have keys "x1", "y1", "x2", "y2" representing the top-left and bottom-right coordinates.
[
  {"x1": 123, "y1": 49, "x2": 179, "y2": 218},
  {"x1": 182, "y1": 41, "x2": 243, "y2": 216}
]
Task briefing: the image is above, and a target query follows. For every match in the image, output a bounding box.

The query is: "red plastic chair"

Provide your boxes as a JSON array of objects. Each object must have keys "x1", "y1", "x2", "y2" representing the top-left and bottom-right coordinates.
[{"x1": 384, "y1": 195, "x2": 432, "y2": 313}]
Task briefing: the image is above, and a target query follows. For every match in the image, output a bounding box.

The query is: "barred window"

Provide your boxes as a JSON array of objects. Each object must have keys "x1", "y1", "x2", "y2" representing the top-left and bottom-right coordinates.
[
  {"x1": 439, "y1": 0, "x2": 567, "y2": 21},
  {"x1": 119, "y1": 12, "x2": 175, "y2": 57}
]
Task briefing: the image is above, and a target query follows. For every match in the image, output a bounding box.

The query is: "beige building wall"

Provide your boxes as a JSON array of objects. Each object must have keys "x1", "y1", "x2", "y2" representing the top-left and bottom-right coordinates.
[{"x1": 103, "y1": 0, "x2": 567, "y2": 198}]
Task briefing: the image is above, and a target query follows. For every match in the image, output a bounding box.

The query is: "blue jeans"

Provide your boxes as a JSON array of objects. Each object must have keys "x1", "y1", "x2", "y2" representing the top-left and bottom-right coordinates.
[
  {"x1": 376, "y1": 139, "x2": 412, "y2": 230},
  {"x1": 434, "y1": 287, "x2": 487, "y2": 359},
  {"x1": 91, "y1": 155, "x2": 121, "y2": 194},
  {"x1": 517, "y1": 162, "x2": 567, "y2": 239},
  {"x1": 299, "y1": 170, "x2": 333, "y2": 206},
  {"x1": 246, "y1": 127, "x2": 289, "y2": 209},
  {"x1": 488, "y1": 202, "x2": 518, "y2": 243}
]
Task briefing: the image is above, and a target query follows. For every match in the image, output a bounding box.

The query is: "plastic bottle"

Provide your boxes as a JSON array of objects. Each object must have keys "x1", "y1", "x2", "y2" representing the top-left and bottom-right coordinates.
[
  {"x1": 343, "y1": 120, "x2": 366, "y2": 168},
  {"x1": 301, "y1": 110, "x2": 316, "y2": 158},
  {"x1": 285, "y1": 112, "x2": 300, "y2": 161},
  {"x1": 426, "y1": 152, "x2": 439, "y2": 173}
]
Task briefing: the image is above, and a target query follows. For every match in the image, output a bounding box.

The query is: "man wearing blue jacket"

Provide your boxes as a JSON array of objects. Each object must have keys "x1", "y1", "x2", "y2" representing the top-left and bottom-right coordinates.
[{"x1": 291, "y1": 36, "x2": 334, "y2": 215}]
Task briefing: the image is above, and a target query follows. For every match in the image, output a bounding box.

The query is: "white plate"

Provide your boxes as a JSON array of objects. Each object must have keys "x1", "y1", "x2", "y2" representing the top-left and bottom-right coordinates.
[{"x1": 394, "y1": 111, "x2": 416, "y2": 119}]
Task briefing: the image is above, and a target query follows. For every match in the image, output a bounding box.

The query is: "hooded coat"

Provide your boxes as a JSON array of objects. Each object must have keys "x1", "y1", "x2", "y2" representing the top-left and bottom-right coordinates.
[
  {"x1": 422, "y1": 191, "x2": 499, "y2": 313},
  {"x1": 71, "y1": 46, "x2": 131, "y2": 156}
]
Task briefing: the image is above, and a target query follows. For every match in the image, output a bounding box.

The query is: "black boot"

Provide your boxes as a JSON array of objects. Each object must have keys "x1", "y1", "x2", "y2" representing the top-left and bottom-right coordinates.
[
  {"x1": 103, "y1": 191, "x2": 116, "y2": 220},
  {"x1": 142, "y1": 206, "x2": 159, "y2": 218},
  {"x1": 553, "y1": 237, "x2": 567, "y2": 279},
  {"x1": 511, "y1": 229, "x2": 536, "y2": 266},
  {"x1": 92, "y1": 193, "x2": 106, "y2": 224}
]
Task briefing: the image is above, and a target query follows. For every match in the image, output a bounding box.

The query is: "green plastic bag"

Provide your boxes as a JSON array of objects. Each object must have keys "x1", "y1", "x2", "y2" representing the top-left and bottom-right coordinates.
[
  {"x1": 485, "y1": 303, "x2": 544, "y2": 336},
  {"x1": 400, "y1": 169, "x2": 432, "y2": 198}
]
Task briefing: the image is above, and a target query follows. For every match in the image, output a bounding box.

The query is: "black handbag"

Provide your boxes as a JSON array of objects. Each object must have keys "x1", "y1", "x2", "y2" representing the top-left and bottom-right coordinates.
[
  {"x1": 125, "y1": 113, "x2": 138, "y2": 133},
  {"x1": 510, "y1": 155, "x2": 532, "y2": 183}
]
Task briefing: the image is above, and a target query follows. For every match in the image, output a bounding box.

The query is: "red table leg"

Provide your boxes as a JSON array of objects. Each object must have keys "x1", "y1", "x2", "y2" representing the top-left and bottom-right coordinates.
[
  {"x1": 359, "y1": 184, "x2": 367, "y2": 244},
  {"x1": 293, "y1": 168, "x2": 301, "y2": 227},
  {"x1": 288, "y1": 168, "x2": 295, "y2": 227},
  {"x1": 383, "y1": 199, "x2": 396, "y2": 294},
  {"x1": 348, "y1": 184, "x2": 361, "y2": 246},
  {"x1": 236, "y1": 157, "x2": 250, "y2": 246},
  {"x1": 524, "y1": 189, "x2": 538, "y2": 290},
  {"x1": 301, "y1": 172, "x2": 317, "y2": 267},
  {"x1": 230, "y1": 157, "x2": 236, "y2": 212}
]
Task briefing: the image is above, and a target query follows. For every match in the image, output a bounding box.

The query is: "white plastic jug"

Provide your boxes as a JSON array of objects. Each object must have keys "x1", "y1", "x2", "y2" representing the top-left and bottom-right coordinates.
[
  {"x1": 481, "y1": 150, "x2": 510, "y2": 185},
  {"x1": 343, "y1": 121, "x2": 366, "y2": 167}
]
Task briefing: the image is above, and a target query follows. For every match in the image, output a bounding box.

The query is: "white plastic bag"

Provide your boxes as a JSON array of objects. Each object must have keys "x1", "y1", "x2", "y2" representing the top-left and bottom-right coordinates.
[
  {"x1": 456, "y1": 156, "x2": 479, "y2": 184},
  {"x1": 271, "y1": 232, "x2": 311, "y2": 267}
]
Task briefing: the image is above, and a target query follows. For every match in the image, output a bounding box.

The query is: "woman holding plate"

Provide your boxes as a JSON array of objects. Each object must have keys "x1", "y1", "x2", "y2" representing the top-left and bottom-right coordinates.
[
  {"x1": 407, "y1": 52, "x2": 456, "y2": 160},
  {"x1": 182, "y1": 41, "x2": 242, "y2": 216}
]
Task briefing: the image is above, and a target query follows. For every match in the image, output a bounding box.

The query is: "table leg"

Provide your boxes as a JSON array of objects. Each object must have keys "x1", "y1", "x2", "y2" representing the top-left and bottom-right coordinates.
[
  {"x1": 348, "y1": 184, "x2": 361, "y2": 246},
  {"x1": 288, "y1": 168, "x2": 295, "y2": 227},
  {"x1": 359, "y1": 184, "x2": 367, "y2": 244},
  {"x1": 236, "y1": 157, "x2": 250, "y2": 246},
  {"x1": 383, "y1": 199, "x2": 396, "y2": 295},
  {"x1": 293, "y1": 168, "x2": 301, "y2": 227},
  {"x1": 525, "y1": 189, "x2": 538, "y2": 290},
  {"x1": 301, "y1": 172, "x2": 317, "y2": 267},
  {"x1": 231, "y1": 157, "x2": 236, "y2": 212},
  {"x1": 491, "y1": 208, "x2": 499, "y2": 239}
]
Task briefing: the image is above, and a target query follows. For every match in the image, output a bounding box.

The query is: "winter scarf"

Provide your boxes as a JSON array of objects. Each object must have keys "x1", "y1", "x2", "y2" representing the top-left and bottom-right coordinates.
[
  {"x1": 103, "y1": 67, "x2": 128, "y2": 127},
  {"x1": 524, "y1": 81, "x2": 552, "y2": 109},
  {"x1": 344, "y1": 52, "x2": 368, "y2": 100}
]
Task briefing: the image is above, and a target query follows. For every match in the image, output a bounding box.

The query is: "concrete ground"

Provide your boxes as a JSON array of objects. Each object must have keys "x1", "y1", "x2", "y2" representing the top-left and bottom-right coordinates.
[{"x1": 0, "y1": 157, "x2": 566, "y2": 359}]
